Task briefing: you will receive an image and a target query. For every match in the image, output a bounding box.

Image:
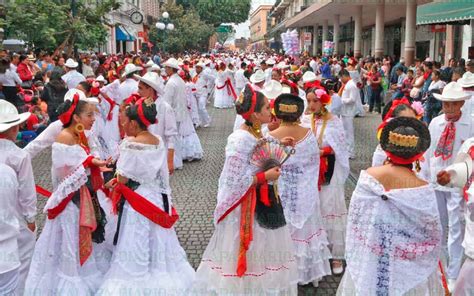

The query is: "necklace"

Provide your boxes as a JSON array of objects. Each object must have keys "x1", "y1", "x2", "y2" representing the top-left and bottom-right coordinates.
[{"x1": 246, "y1": 125, "x2": 262, "y2": 139}]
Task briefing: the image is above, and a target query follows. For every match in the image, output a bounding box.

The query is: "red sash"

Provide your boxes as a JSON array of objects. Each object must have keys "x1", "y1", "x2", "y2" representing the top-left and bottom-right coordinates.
[
  {"x1": 216, "y1": 78, "x2": 237, "y2": 100},
  {"x1": 102, "y1": 93, "x2": 117, "y2": 121},
  {"x1": 110, "y1": 183, "x2": 179, "y2": 228}
]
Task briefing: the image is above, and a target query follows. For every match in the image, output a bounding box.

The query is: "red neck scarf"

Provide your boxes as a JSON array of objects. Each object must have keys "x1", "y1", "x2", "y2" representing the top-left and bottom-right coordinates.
[{"x1": 434, "y1": 114, "x2": 462, "y2": 160}]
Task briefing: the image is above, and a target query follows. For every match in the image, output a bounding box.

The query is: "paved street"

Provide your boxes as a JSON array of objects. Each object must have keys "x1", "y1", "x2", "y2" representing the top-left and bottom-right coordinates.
[{"x1": 31, "y1": 106, "x2": 380, "y2": 295}]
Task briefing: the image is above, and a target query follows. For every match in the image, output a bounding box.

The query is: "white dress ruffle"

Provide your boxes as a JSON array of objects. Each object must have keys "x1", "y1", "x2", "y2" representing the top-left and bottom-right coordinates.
[
  {"x1": 269, "y1": 131, "x2": 332, "y2": 284},
  {"x1": 338, "y1": 171, "x2": 443, "y2": 295},
  {"x1": 186, "y1": 82, "x2": 201, "y2": 126},
  {"x1": 98, "y1": 139, "x2": 195, "y2": 295},
  {"x1": 24, "y1": 143, "x2": 106, "y2": 296},
  {"x1": 193, "y1": 130, "x2": 298, "y2": 295}
]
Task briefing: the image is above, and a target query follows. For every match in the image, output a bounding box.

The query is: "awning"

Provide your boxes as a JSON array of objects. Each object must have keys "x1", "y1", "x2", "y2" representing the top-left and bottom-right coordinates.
[
  {"x1": 417, "y1": 2, "x2": 474, "y2": 25},
  {"x1": 115, "y1": 26, "x2": 135, "y2": 41}
]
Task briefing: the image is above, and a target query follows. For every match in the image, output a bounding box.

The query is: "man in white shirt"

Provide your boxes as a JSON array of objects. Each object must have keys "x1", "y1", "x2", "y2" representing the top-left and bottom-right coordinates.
[
  {"x1": 425, "y1": 82, "x2": 474, "y2": 291},
  {"x1": 437, "y1": 137, "x2": 474, "y2": 294},
  {"x1": 339, "y1": 69, "x2": 360, "y2": 159},
  {"x1": 193, "y1": 62, "x2": 211, "y2": 127},
  {"x1": 265, "y1": 58, "x2": 275, "y2": 84},
  {"x1": 61, "y1": 58, "x2": 85, "y2": 90},
  {"x1": 117, "y1": 64, "x2": 142, "y2": 104},
  {"x1": 0, "y1": 164, "x2": 21, "y2": 295},
  {"x1": 309, "y1": 57, "x2": 318, "y2": 74},
  {"x1": 234, "y1": 62, "x2": 249, "y2": 96},
  {"x1": 162, "y1": 58, "x2": 189, "y2": 170},
  {"x1": 0, "y1": 100, "x2": 36, "y2": 294}
]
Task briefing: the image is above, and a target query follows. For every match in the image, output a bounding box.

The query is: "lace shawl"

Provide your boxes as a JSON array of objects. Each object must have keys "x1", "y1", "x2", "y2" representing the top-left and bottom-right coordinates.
[
  {"x1": 269, "y1": 132, "x2": 320, "y2": 229},
  {"x1": 346, "y1": 171, "x2": 442, "y2": 295},
  {"x1": 303, "y1": 114, "x2": 350, "y2": 184},
  {"x1": 116, "y1": 138, "x2": 170, "y2": 195},
  {"x1": 213, "y1": 130, "x2": 257, "y2": 223},
  {"x1": 44, "y1": 143, "x2": 89, "y2": 211}
]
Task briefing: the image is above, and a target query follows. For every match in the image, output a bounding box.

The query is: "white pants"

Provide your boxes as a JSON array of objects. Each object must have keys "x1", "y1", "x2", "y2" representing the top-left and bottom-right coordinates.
[
  {"x1": 453, "y1": 257, "x2": 474, "y2": 296},
  {"x1": 1, "y1": 267, "x2": 19, "y2": 295},
  {"x1": 436, "y1": 190, "x2": 465, "y2": 280},
  {"x1": 197, "y1": 94, "x2": 211, "y2": 126},
  {"x1": 341, "y1": 115, "x2": 355, "y2": 158},
  {"x1": 16, "y1": 225, "x2": 35, "y2": 295}
]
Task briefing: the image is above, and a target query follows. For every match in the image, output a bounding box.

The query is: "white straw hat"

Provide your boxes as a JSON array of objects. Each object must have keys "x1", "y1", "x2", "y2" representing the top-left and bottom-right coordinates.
[
  {"x1": 250, "y1": 70, "x2": 266, "y2": 84},
  {"x1": 122, "y1": 64, "x2": 143, "y2": 78},
  {"x1": 162, "y1": 58, "x2": 181, "y2": 70},
  {"x1": 134, "y1": 72, "x2": 163, "y2": 94},
  {"x1": 262, "y1": 80, "x2": 283, "y2": 100},
  {"x1": 433, "y1": 82, "x2": 471, "y2": 102},
  {"x1": 444, "y1": 152, "x2": 473, "y2": 188},
  {"x1": 64, "y1": 58, "x2": 79, "y2": 68},
  {"x1": 0, "y1": 100, "x2": 30, "y2": 133}
]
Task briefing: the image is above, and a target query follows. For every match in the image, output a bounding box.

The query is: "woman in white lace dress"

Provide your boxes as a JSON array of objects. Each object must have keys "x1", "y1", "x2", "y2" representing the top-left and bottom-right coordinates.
[
  {"x1": 25, "y1": 95, "x2": 110, "y2": 295},
  {"x1": 337, "y1": 117, "x2": 444, "y2": 295},
  {"x1": 214, "y1": 62, "x2": 236, "y2": 109},
  {"x1": 302, "y1": 88, "x2": 349, "y2": 275},
  {"x1": 193, "y1": 84, "x2": 298, "y2": 295},
  {"x1": 98, "y1": 98, "x2": 195, "y2": 295},
  {"x1": 269, "y1": 93, "x2": 332, "y2": 287}
]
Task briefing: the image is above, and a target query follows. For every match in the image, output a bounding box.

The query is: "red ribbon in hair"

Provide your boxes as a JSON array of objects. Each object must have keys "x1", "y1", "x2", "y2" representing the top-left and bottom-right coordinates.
[
  {"x1": 304, "y1": 80, "x2": 324, "y2": 91},
  {"x1": 385, "y1": 151, "x2": 423, "y2": 165},
  {"x1": 216, "y1": 78, "x2": 237, "y2": 100},
  {"x1": 281, "y1": 78, "x2": 298, "y2": 95},
  {"x1": 136, "y1": 98, "x2": 157, "y2": 127},
  {"x1": 124, "y1": 93, "x2": 141, "y2": 106},
  {"x1": 58, "y1": 93, "x2": 80, "y2": 125},
  {"x1": 376, "y1": 97, "x2": 411, "y2": 138},
  {"x1": 240, "y1": 84, "x2": 257, "y2": 121}
]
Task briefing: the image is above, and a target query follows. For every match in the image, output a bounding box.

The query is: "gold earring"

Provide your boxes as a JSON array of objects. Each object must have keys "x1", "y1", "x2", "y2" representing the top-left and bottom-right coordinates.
[
  {"x1": 75, "y1": 123, "x2": 85, "y2": 133},
  {"x1": 252, "y1": 120, "x2": 261, "y2": 133}
]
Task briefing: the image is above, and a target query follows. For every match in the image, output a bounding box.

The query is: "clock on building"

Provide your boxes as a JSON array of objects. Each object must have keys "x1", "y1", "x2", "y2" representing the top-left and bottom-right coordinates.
[{"x1": 130, "y1": 11, "x2": 143, "y2": 24}]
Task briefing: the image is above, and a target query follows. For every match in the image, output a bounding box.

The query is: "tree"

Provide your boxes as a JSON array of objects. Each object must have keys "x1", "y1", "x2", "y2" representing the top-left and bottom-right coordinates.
[
  {"x1": 148, "y1": 3, "x2": 213, "y2": 53},
  {"x1": 177, "y1": 0, "x2": 251, "y2": 28},
  {"x1": 4, "y1": 0, "x2": 119, "y2": 56}
]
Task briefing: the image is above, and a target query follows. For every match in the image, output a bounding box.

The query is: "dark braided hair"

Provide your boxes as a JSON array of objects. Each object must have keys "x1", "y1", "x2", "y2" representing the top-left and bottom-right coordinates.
[
  {"x1": 381, "y1": 101, "x2": 416, "y2": 120},
  {"x1": 235, "y1": 84, "x2": 265, "y2": 126},
  {"x1": 56, "y1": 100, "x2": 89, "y2": 128},
  {"x1": 125, "y1": 100, "x2": 158, "y2": 130}
]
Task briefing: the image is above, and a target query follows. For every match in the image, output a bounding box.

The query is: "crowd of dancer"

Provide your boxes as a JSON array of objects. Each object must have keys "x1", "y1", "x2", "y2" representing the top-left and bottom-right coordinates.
[{"x1": 0, "y1": 48, "x2": 474, "y2": 295}]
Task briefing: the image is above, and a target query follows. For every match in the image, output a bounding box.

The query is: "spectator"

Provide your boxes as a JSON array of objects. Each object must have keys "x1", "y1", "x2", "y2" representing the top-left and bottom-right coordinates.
[
  {"x1": 16, "y1": 54, "x2": 34, "y2": 88},
  {"x1": 367, "y1": 64, "x2": 382, "y2": 113},
  {"x1": 442, "y1": 58, "x2": 456, "y2": 82},
  {"x1": 41, "y1": 69, "x2": 67, "y2": 122},
  {"x1": 0, "y1": 58, "x2": 22, "y2": 108},
  {"x1": 410, "y1": 66, "x2": 425, "y2": 100},
  {"x1": 10, "y1": 53, "x2": 20, "y2": 72},
  {"x1": 61, "y1": 58, "x2": 86, "y2": 90},
  {"x1": 452, "y1": 67, "x2": 465, "y2": 82},
  {"x1": 81, "y1": 56, "x2": 95, "y2": 78},
  {"x1": 391, "y1": 67, "x2": 407, "y2": 99},
  {"x1": 36, "y1": 53, "x2": 54, "y2": 72},
  {"x1": 401, "y1": 69, "x2": 415, "y2": 98}
]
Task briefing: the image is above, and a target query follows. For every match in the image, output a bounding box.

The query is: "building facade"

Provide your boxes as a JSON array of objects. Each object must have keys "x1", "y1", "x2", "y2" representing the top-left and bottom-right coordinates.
[
  {"x1": 250, "y1": 5, "x2": 274, "y2": 50},
  {"x1": 267, "y1": 0, "x2": 474, "y2": 66},
  {"x1": 104, "y1": 0, "x2": 172, "y2": 54}
]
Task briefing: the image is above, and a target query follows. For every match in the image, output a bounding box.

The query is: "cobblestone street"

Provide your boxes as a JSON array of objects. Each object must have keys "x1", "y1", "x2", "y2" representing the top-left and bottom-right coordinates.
[{"x1": 32, "y1": 107, "x2": 381, "y2": 295}]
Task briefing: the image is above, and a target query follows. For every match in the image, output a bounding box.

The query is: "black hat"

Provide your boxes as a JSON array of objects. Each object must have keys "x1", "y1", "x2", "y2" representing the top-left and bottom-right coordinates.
[
  {"x1": 274, "y1": 93, "x2": 304, "y2": 122},
  {"x1": 380, "y1": 117, "x2": 430, "y2": 160}
]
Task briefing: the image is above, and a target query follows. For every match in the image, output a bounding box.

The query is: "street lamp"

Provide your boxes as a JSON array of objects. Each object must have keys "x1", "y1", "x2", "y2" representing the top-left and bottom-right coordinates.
[{"x1": 155, "y1": 11, "x2": 174, "y2": 53}]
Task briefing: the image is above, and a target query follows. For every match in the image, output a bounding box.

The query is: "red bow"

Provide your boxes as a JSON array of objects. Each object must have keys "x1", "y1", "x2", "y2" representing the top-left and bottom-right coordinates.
[
  {"x1": 58, "y1": 93, "x2": 80, "y2": 125},
  {"x1": 124, "y1": 93, "x2": 141, "y2": 106}
]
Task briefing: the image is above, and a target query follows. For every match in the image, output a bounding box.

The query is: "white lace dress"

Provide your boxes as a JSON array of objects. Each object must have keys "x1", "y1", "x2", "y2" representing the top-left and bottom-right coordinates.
[
  {"x1": 24, "y1": 143, "x2": 107, "y2": 295},
  {"x1": 177, "y1": 108, "x2": 204, "y2": 161},
  {"x1": 269, "y1": 131, "x2": 332, "y2": 284},
  {"x1": 186, "y1": 81, "x2": 201, "y2": 126},
  {"x1": 193, "y1": 130, "x2": 298, "y2": 295},
  {"x1": 337, "y1": 171, "x2": 444, "y2": 295},
  {"x1": 214, "y1": 71, "x2": 235, "y2": 109},
  {"x1": 97, "y1": 139, "x2": 195, "y2": 295},
  {"x1": 306, "y1": 115, "x2": 350, "y2": 259}
]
